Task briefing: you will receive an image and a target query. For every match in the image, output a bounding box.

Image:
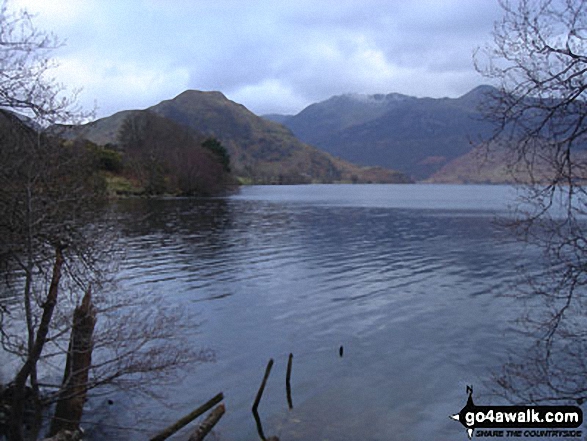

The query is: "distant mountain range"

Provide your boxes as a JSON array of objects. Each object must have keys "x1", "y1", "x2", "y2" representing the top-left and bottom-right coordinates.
[
  {"x1": 55, "y1": 85, "x2": 533, "y2": 185},
  {"x1": 63, "y1": 90, "x2": 410, "y2": 184},
  {"x1": 264, "y1": 85, "x2": 498, "y2": 181},
  {"x1": 15, "y1": 84, "x2": 578, "y2": 186}
]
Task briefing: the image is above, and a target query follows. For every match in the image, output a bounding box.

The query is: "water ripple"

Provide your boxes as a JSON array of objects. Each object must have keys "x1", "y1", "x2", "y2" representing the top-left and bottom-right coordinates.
[{"x1": 102, "y1": 186, "x2": 538, "y2": 441}]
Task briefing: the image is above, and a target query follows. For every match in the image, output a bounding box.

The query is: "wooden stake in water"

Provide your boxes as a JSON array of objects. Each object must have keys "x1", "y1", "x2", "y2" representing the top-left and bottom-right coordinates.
[
  {"x1": 252, "y1": 358, "x2": 274, "y2": 441},
  {"x1": 286, "y1": 353, "x2": 294, "y2": 410}
]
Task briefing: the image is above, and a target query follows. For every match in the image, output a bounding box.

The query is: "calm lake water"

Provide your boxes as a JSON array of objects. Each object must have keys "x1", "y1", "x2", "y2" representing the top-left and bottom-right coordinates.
[{"x1": 87, "y1": 184, "x2": 540, "y2": 440}]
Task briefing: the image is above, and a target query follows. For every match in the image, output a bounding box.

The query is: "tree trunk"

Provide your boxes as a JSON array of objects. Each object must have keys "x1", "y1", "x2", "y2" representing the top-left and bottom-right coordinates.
[
  {"x1": 49, "y1": 286, "x2": 96, "y2": 436},
  {"x1": 9, "y1": 247, "x2": 64, "y2": 441}
]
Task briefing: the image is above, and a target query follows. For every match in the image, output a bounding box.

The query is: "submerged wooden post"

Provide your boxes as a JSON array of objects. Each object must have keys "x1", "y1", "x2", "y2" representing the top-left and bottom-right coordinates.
[
  {"x1": 286, "y1": 353, "x2": 293, "y2": 409},
  {"x1": 252, "y1": 358, "x2": 274, "y2": 441}
]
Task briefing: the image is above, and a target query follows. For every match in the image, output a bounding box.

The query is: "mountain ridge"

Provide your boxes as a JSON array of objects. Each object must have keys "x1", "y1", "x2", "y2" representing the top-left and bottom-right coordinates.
[
  {"x1": 60, "y1": 90, "x2": 411, "y2": 185},
  {"x1": 264, "y1": 86, "x2": 498, "y2": 180},
  {"x1": 146, "y1": 89, "x2": 411, "y2": 183}
]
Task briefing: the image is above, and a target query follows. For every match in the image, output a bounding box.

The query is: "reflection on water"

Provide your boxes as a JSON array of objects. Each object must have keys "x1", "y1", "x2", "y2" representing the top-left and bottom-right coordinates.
[{"x1": 90, "y1": 184, "x2": 537, "y2": 440}]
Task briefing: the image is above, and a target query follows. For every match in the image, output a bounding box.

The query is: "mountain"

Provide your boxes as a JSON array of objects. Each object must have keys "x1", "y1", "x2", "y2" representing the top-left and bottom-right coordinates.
[
  {"x1": 267, "y1": 86, "x2": 497, "y2": 180},
  {"x1": 60, "y1": 91, "x2": 410, "y2": 184},
  {"x1": 147, "y1": 90, "x2": 410, "y2": 184},
  {"x1": 57, "y1": 109, "x2": 137, "y2": 146},
  {"x1": 265, "y1": 92, "x2": 417, "y2": 139}
]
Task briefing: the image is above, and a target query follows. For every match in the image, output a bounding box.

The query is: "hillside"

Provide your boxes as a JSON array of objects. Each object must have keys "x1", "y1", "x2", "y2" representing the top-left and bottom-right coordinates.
[
  {"x1": 427, "y1": 141, "x2": 587, "y2": 185},
  {"x1": 148, "y1": 90, "x2": 410, "y2": 184},
  {"x1": 59, "y1": 110, "x2": 138, "y2": 146},
  {"x1": 425, "y1": 143, "x2": 525, "y2": 184},
  {"x1": 63, "y1": 91, "x2": 410, "y2": 184},
  {"x1": 58, "y1": 110, "x2": 236, "y2": 196},
  {"x1": 267, "y1": 86, "x2": 497, "y2": 181}
]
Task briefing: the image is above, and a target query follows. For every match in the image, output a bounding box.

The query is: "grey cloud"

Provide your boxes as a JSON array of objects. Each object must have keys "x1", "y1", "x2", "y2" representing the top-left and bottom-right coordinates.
[{"x1": 17, "y1": 0, "x2": 504, "y2": 117}]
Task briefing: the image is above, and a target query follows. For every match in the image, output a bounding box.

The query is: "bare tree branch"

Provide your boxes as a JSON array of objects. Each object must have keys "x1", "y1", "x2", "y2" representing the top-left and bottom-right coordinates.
[{"x1": 477, "y1": 0, "x2": 587, "y2": 405}]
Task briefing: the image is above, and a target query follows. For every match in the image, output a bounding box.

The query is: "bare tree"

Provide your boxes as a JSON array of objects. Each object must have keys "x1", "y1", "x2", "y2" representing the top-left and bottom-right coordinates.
[
  {"x1": 117, "y1": 112, "x2": 234, "y2": 196},
  {"x1": 0, "y1": 2, "x2": 211, "y2": 440},
  {"x1": 476, "y1": 0, "x2": 587, "y2": 404},
  {"x1": 0, "y1": 0, "x2": 83, "y2": 125}
]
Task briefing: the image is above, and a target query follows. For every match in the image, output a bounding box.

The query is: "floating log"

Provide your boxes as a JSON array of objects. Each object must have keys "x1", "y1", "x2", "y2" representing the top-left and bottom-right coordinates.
[
  {"x1": 149, "y1": 392, "x2": 223, "y2": 441},
  {"x1": 187, "y1": 404, "x2": 225, "y2": 441}
]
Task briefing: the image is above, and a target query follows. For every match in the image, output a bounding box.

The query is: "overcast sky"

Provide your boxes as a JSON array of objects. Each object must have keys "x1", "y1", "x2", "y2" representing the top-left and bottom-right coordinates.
[{"x1": 13, "y1": 0, "x2": 504, "y2": 119}]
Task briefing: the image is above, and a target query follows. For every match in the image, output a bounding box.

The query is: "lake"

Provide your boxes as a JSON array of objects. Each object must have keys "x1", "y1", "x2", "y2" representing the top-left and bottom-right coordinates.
[{"x1": 86, "y1": 184, "x2": 539, "y2": 440}]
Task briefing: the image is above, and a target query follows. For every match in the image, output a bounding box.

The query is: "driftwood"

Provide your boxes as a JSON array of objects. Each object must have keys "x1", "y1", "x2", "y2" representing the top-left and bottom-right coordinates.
[
  {"x1": 49, "y1": 286, "x2": 97, "y2": 436},
  {"x1": 149, "y1": 392, "x2": 224, "y2": 441},
  {"x1": 187, "y1": 404, "x2": 225, "y2": 441}
]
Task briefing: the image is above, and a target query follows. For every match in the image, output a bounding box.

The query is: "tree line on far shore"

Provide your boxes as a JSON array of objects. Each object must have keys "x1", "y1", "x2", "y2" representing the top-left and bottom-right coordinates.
[{"x1": 106, "y1": 110, "x2": 236, "y2": 197}]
